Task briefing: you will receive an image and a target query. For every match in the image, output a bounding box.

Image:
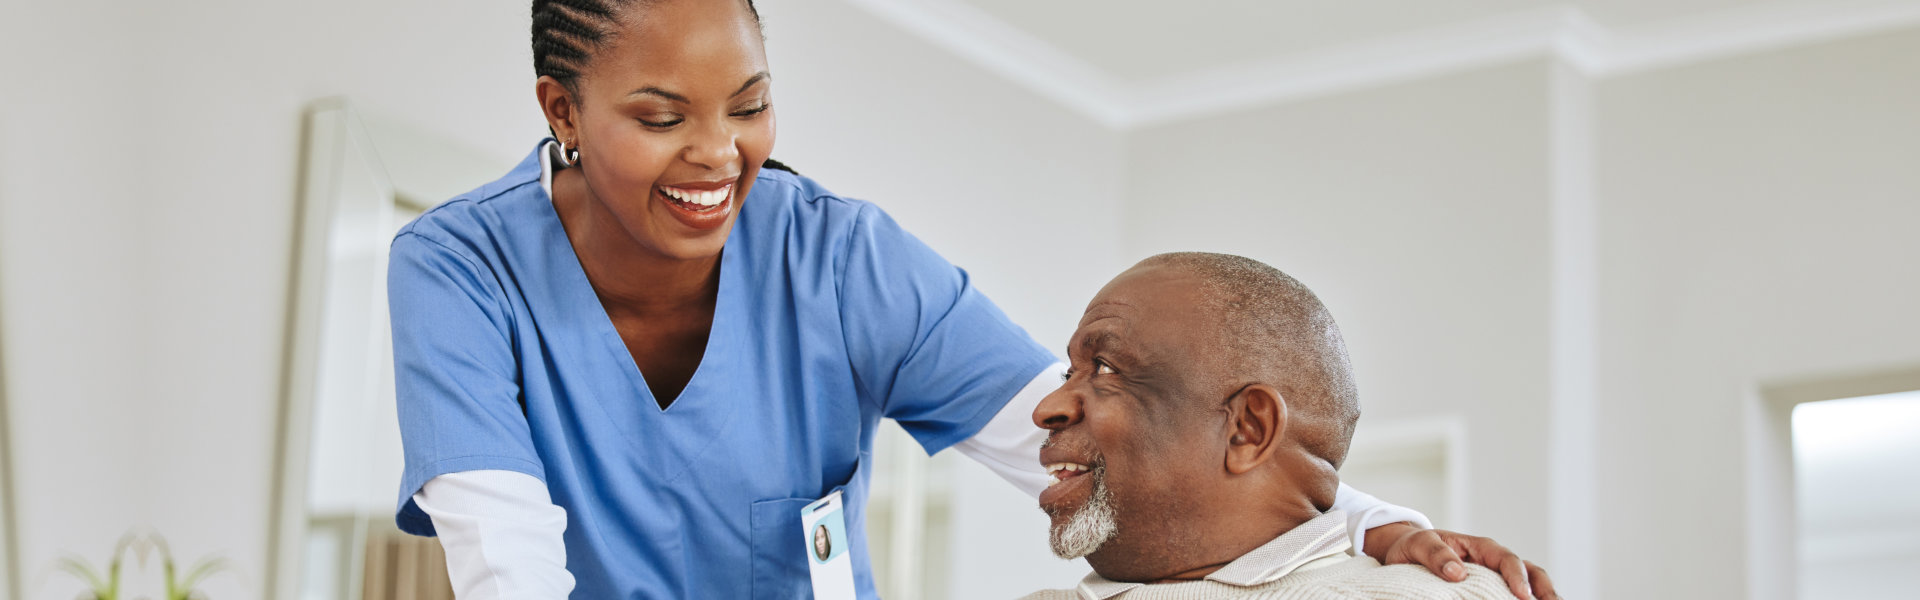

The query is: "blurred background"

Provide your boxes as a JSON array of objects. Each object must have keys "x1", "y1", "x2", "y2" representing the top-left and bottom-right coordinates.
[{"x1": 1, "y1": 0, "x2": 1917, "y2": 599}]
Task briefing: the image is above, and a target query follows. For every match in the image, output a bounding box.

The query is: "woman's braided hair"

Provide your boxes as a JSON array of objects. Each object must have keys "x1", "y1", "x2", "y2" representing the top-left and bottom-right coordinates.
[{"x1": 532, "y1": 0, "x2": 795, "y2": 173}]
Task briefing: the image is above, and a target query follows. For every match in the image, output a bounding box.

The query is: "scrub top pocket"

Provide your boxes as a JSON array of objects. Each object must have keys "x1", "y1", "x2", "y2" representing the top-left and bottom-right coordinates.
[{"x1": 750, "y1": 451, "x2": 872, "y2": 599}]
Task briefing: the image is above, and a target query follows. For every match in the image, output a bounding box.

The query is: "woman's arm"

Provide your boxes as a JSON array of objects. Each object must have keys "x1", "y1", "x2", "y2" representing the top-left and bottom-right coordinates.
[
  {"x1": 1330, "y1": 483, "x2": 1433, "y2": 553},
  {"x1": 950, "y1": 363, "x2": 1064, "y2": 496},
  {"x1": 413, "y1": 471, "x2": 574, "y2": 599},
  {"x1": 388, "y1": 232, "x2": 572, "y2": 598}
]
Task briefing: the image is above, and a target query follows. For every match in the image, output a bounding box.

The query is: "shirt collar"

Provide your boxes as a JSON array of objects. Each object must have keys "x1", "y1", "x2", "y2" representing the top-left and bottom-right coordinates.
[{"x1": 1071, "y1": 510, "x2": 1354, "y2": 600}]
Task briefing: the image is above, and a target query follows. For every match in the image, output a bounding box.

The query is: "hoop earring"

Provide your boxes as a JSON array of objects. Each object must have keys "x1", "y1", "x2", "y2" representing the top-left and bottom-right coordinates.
[{"x1": 555, "y1": 140, "x2": 578, "y2": 167}]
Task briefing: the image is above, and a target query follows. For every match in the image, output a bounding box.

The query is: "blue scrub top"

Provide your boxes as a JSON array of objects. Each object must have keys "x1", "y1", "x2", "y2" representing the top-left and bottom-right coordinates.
[{"x1": 388, "y1": 142, "x2": 1056, "y2": 599}]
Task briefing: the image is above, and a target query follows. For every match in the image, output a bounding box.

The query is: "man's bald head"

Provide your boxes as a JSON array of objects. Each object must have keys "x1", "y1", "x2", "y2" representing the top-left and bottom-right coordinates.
[
  {"x1": 1136, "y1": 252, "x2": 1361, "y2": 469},
  {"x1": 1034, "y1": 252, "x2": 1368, "y2": 580}
]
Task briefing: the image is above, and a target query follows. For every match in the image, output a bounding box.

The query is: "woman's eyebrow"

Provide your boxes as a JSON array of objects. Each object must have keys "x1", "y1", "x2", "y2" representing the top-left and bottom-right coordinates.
[
  {"x1": 627, "y1": 86, "x2": 689, "y2": 103},
  {"x1": 624, "y1": 72, "x2": 769, "y2": 103},
  {"x1": 732, "y1": 71, "x2": 770, "y2": 97}
]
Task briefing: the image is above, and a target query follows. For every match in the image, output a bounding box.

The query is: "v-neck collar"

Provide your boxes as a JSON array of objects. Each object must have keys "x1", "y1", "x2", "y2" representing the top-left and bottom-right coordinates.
[{"x1": 529, "y1": 140, "x2": 743, "y2": 415}]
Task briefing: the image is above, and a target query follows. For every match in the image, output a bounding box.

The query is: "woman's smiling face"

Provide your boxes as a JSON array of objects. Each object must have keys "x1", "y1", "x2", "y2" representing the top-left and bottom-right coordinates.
[{"x1": 546, "y1": 0, "x2": 776, "y2": 261}]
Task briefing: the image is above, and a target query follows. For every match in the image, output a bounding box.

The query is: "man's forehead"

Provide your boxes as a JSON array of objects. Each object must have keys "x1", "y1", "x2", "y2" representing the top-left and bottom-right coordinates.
[
  {"x1": 1072, "y1": 266, "x2": 1213, "y2": 352},
  {"x1": 1085, "y1": 267, "x2": 1207, "y2": 315}
]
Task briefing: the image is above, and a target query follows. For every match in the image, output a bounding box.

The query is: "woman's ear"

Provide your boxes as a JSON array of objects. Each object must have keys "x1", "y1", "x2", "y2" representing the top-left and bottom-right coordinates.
[
  {"x1": 1225, "y1": 384, "x2": 1286, "y2": 475},
  {"x1": 535, "y1": 76, "x2": 581, "y2": 146}
]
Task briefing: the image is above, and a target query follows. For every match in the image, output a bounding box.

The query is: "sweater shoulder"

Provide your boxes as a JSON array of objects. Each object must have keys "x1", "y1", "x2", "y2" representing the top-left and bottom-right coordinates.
[{"x1": 1304, "y1": 563, "x2": 1510, "y2": 599}]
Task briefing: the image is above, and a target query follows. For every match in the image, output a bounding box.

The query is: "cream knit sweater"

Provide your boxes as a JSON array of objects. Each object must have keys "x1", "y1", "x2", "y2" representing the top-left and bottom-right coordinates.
[{"x1": 1019, "y1": 557, "x2": 1511, "y2": 600}]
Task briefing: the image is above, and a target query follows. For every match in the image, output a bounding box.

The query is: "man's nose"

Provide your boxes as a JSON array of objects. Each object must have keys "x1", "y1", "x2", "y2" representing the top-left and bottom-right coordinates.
[{"x1": 1032, "y1": 384, "x2": 1083, "y2": 430}]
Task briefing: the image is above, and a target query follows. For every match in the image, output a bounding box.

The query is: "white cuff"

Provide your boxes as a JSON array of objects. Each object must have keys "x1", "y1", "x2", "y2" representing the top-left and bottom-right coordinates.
[
  {"x1": 952, "y1": 363, "x2": 1065, "y2": 498},
  {"x1": 413, "y1": 470, "x2": 575, "y2": 600},
  {"x1": 1332, "y1": 481, "x2": 1434, "y2": 556}
]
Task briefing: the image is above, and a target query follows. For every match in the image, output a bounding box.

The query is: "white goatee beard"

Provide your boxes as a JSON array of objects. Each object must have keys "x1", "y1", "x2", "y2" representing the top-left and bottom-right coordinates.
[{"x1": 1047, "y1": 466, "x2": 1118, "y2": 559}]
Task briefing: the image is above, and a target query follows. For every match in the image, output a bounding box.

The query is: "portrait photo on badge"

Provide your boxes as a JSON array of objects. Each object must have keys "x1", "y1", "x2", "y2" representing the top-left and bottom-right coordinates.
[{"x1": 805, "y1": 507, "x2": 848, "y2": 564}]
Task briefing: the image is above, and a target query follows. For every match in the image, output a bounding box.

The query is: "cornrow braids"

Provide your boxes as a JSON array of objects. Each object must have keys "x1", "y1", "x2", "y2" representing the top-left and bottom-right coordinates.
[
  {"x1": 531, "y1": 0, "x2": 618, "y2": 85},
  {"x1": 531, "y1": 0, "x2": 794, "y2": 173}
]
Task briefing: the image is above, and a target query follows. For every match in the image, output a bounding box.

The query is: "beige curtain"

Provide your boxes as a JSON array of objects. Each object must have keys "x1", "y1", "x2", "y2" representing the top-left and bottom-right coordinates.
[{"x1": 361, "y1": 526, "x2": 453, "y2": 600}]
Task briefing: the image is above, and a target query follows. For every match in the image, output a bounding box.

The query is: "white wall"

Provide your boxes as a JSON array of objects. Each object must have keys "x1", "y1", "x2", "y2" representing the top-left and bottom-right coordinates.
[
  {"x1": 1117, "y1": 27, "x2": 1920, "y2": 598},
  {"x1": 0, "y1": 4, "x2": 158, "y2": 599},
  {"x1": 1123, "y1": 61, "x2": 1555, "y2": 558},
  {"x1": 115, "y1": 3, "x2": 537, "y2": 599},
  {"x1": 759, "y1": 0, "x2": 1127, "y2": 353},
  {"x1": 1594, "y1": 26, "x2": 1920, "y2": 599},
  {"x1": 0, "y1": 1, "x2": 540, "y2": 597}
]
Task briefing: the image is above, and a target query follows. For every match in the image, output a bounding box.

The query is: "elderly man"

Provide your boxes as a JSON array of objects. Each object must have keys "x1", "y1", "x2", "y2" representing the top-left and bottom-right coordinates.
[{"x1": 1024, "y1": 253, "x2": 1532, "y2": 600}]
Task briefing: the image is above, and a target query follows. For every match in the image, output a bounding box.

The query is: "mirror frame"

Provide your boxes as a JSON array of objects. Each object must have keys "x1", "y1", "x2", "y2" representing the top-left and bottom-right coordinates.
[
  {"x1": 267, "y1": 99, "x2": 399, "y2": 600},
  {"x1": 0, "y1": 253, "x2": 21, "y2": 600}
]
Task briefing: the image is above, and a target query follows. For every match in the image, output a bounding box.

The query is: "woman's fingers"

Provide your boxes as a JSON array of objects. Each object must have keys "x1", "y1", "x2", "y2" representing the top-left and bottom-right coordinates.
[
  {"x1": 1463, "y1": 534, "x2": 1531, "y2": 600},
  {"x1": 1525, "y1": 561, "x2": 1559, "y2": 600},
  {"x1": 1399, "y1": 530, "x2": 1469, "y2": 582},
  {"x1": 1390, "y1": 527, "x2": 1560, "y2": 599},
  {"x1": 1493, "y1": 550, "x2": 1532, "y2": 599},
  {"x1": 1438, "y1": 531, "x2": 1531, "y2": 599}
]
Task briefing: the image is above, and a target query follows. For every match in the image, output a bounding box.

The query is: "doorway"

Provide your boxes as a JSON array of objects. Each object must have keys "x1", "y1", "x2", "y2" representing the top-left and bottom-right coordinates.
[{"x1": 1790, "y1": 389, "x2": 1920, "y2": 599}]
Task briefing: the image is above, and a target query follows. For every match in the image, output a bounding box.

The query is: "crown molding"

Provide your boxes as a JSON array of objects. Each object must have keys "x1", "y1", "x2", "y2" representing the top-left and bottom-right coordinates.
[
  {"x1": 1126, "y1": 7, "x2": 1576, "y2": 127},
  {"x1": 1570, "y1": 0, "x2": 1920, "y2": 75},
  {"x1": 839, "y1": 0, "x2": 1920, "y2": 129},
  {"x1": 838, "y1": 0, "x2": 1132, "y2": 127}
]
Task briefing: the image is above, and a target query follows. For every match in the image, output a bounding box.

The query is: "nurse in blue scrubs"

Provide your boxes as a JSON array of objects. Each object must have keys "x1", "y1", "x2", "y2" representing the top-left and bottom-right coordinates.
[{"x1": 389, "y1": 1, "x2": 1559, "y2": 599}]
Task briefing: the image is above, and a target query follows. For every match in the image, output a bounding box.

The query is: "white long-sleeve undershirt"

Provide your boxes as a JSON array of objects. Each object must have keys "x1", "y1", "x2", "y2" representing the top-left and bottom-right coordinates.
[
  {"x1": 414, "y1": 469, "x2": 575, "y2": 599},
  {"x1": 416, "y1": 364, "x2": 1431, "y2": 599}
]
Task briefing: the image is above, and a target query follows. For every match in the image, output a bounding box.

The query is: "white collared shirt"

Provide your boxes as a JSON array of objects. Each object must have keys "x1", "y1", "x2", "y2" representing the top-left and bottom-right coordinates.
[
  {"x1": 1023, "y1": 511, "x2": 1505, "y2": 600},
  {"x1": 1061, "y1": 510, "x2": 1358, "y2": 600}
]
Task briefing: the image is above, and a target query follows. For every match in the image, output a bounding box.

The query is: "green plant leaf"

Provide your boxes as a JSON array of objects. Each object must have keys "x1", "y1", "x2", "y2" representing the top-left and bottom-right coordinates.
[
  {"x1": 54, "y1": 556, "x2": 107, "y2": 592},
  {"x1": 178, "y1": 557, "x2": 229, "y2": 589}
]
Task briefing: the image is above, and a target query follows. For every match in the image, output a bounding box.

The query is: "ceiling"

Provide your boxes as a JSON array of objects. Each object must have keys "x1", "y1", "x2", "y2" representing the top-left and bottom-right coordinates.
[
  {"x1": 956, "y1": 0, "x2": 1816, "y2": 82},
  {"x1": 847, "y1": 0, "x2": 1920, "y2": 127}
]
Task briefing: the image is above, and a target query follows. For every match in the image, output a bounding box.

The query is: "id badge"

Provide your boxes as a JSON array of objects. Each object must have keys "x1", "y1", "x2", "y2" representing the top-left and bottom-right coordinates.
[{"x1": 800, "y1": 490, "x2": 857, "y2": 600}]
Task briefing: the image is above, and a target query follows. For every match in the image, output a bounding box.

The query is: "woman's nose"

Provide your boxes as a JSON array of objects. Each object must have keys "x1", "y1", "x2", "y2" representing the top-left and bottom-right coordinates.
[{"x1": 682, "y1": 121, "x2": 740, "y2": 170}]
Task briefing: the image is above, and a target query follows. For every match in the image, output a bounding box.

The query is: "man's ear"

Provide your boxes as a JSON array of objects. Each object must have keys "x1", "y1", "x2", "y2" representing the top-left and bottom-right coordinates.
[
  {"x1": 535, "y1": 76, "x2": 581, "y2": 146},
  {"x1": 1225, "y1": 384, "x2": 1286, "y2": 475}
]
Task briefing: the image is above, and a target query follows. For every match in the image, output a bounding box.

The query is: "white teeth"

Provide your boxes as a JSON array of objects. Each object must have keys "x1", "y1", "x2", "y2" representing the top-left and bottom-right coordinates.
[
  {"x1": 1044, "y1": 463, "x2": 1090, "y2": 483},
  {"x1": 662, "y1": 185, "x2": 730, "y2": 207}
]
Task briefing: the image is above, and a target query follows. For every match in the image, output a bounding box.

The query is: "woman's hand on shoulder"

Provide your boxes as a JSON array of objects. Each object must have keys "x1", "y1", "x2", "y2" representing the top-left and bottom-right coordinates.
[{"x1": 1365, "y1": 522, "x2": 1559, "y2": 599}]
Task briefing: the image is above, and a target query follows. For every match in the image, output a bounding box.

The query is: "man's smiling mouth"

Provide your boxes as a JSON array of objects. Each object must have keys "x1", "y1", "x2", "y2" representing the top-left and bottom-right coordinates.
[{"x1": 1045, "y1": 462, "x2": 1091, "y2": 486}]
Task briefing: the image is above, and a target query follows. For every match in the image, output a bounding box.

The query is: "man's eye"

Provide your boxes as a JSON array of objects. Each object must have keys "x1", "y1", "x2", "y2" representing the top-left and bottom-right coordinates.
[{"x1": 1094, "y1": 360, "x2": 1116, "y2": 375}]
